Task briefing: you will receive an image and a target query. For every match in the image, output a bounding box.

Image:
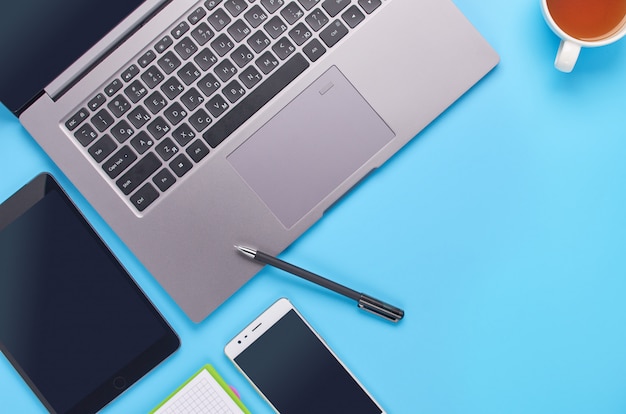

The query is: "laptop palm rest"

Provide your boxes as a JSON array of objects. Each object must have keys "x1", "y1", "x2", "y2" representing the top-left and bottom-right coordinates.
[{"x1": 227, "y1": 66, "x2": 395, "y2": 228}]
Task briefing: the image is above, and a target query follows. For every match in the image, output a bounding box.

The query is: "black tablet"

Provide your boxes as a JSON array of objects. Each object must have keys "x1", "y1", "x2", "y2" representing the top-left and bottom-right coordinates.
[{"x1": 0, "y1": 174, "x2": 179, "y2": 413}]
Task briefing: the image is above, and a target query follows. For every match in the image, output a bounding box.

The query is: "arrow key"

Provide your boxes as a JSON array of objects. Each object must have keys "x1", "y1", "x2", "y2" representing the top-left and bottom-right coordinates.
[{"x1": 342, "y1": 5, "x2": 365, "y2": 28}]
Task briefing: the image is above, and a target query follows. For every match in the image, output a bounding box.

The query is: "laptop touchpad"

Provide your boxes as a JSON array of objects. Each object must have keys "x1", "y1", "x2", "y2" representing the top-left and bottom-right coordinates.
[{"x1": 227, "y1": 66, "x2": 395, "y2": 228}]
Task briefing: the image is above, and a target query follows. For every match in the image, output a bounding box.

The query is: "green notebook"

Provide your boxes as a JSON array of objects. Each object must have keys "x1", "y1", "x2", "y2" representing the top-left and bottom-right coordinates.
[{"x1": 151, "y1": 364, "x2": 250, "y2": 413}]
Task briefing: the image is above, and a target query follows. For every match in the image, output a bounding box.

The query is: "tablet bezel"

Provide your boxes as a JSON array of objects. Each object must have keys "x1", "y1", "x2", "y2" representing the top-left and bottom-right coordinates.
[{"x1": 0, "y1": 173, "x2": 179, "y2": 413}]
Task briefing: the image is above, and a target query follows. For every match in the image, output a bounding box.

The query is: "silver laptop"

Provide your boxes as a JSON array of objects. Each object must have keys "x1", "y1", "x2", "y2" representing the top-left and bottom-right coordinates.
[{"x1": 1, "y1": 0, "x2": 498, "y2": 322}]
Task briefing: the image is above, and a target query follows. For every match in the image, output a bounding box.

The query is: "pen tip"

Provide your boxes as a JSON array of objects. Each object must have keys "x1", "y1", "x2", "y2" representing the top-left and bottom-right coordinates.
[{"x1": 234, "y1": 245, "x2": 257, "y2": 258}]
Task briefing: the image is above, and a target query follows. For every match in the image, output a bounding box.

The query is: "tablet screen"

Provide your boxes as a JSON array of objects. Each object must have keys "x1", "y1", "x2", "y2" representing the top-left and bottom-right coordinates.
[{"x1": 0, "y1": 174, "x2": 179, "y2": 413}]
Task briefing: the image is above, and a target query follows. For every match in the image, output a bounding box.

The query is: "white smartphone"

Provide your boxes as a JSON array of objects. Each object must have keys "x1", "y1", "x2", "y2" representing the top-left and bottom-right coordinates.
[{"x1": 224, "y1": 298, "x2": 385, "y2": 414}]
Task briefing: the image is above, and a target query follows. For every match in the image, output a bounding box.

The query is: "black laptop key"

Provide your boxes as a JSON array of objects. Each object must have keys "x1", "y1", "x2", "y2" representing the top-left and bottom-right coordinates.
[
  {"x1": 264, "y1": 16, "x2": 288, "y2": 39},
  {"x1": 142, "y1": 66, "x2": 165, "y2": 89},
  {"x1": 174, "y1": 37, "x2": 198, "y2": 60},
  {"x1": 124, "y1": 79, "x2": 149, "y2": 103},
  {"x1": 164, "y1": 102, "x2": 188, "y2": 125},
  {"x1": 249, "y1": 31, "x2": 272, "y2": 55},
  {"x1": 358, "y1": 0, "x2": 382, "y2": 14},
  {"x1": 144, "y1": 91, "x2": 168, "y2": 115},
  {"x1": 255, "y1": 51, "x2": 279, "y2": 74},
  {"x1": 191, "y1": 23, "x2": 215, "y2": 46},
  {"x1": 181, "y1": 88, "x2": 205, "y2": 111},
  {"x1": 244, "y1": 5, "x2": 268, "y2": 28},
  {"x1": 155, "y1": 138, "x2": 180, "y2": 161},
  {"x1": 319, "y1": 19, "x2": 348, "y2": 48},
  {"x1": 203, "y1": 53, "x2": 309, "y2": 148},
  {"x1": 108, "y1": 94, "x2": 132, "y2": 117},
  {"x1": 306, "y1": 8, "x2": 329, "y2": 31},
  {"x1": 206, "y1": 94, "x2": 229, "y2": 118},
  {"x1": 195, "y1": 48, "x2": 219, "y2": 71},
  {"x1": 161, "y1": 77, "x2": 185, "y2": 100},
  {"x1": 215, "y1": 59, "x2": 238, "y2": 82},
  {"x1": 189, "y1": 108, "x2": 213, "y2": 132},
  {"x1": 155, "y1": 36, "x2": 173, "y2": 54},
  {"x1": 121, "y1": 64, "x2": 140, "y2": 82},
  {"x1": 302, "y1": 38, "x2": 326, "y2": 61},
  {"x1": 208, "y1": 9, "x2": 231, "y2": 31},
  {"x1": 103, "y1": 146, "x2": 137, "y2": 179},
  {"x1": 322, "y1": 0, "x2": 350, "y2": 17},
  {"x1": 169, "y1": 153, "x2": 193, "y2": 177},
  {"x1": 188, "y1": 7, "x2": 207, "y2": 25},
  {"x1": 223, "y1": 80, "x2": 246, "y2": 103},
  {"x1": 130, "y1": 131, "x2": 155, "y2": 154},
  {"x1": 186, "y1": 139, "x2": 210, "y2": 163},
  {"x1": 66, "y1": 108, "x2": 89, "y2": 131},
  {"x1": 239, "y1": 65, "x2": 262, "y2": 89},
  {"x1": 178, "y1": 62, "x2": 202, "y2": 85},
  {"x1": 228, "y1": 19, "x2": 252, "y2": 43},
  {"x1": 104, "y1": 79, "x2": 123, "y2": 96},
  {"x1": 171, "y1": 21, "x2": 190, "y2": 39},
  {"x1": 172, "y1": 123, "x2": 197, "y2": 146},
  {"x1": 89, "y1": 134, "x2": 117, "y2": 163},
  {"x1": 198, "y1": 73, "x2": 221, "y2": 97},
  {"x1": 116, "y1": 152, "x2": 162, "y2": 195},
  {"x1": 147, "y1": 116, "x2": 171, "y2": 140},
  {"x1": 130, "y1": 183, "x2": 159, "y2": 212},
  {"x1": 342, "y1": 5, "x2": 365, "y2": 28},
  {"x1": 224, "y1": 0, "x2": 248, "y2": 17},
  {"x1": 153, "y1": 169, "x2": 176, "y2": 192},
  {"x1": 272, "y1": 37, "x2": 296, "y2": 60},
  {"x1": 87, "y1": 93, "x2": 107, "y2": 111},
  {"x1": 91, "y1": 108, "x2": 114, "y2": 132},
  {"x1": 289, "y1": 22, "x2": 313, "y2": 46},
  {"x1": 281, "y1": 2, "x2": 304, "y2": 24},
  {"x1": 74, "y1": 123, "x2": 98, "y2": 146},
  {"x1": 127, "y1": 106, "x2": 152, "y2": 128},
  {"x1": 261, "y1": 0, "x2": 284, "y2": 14},
  {"x1": 211, "y1": 33, "x2": 235, "y2": 57},
  {"x1": 205, "y1": 0, "x2": 223, "y2": 11},
  {"x1": 158, "y1": 51, "x2": 182, "y2": 75},
  {"x1": 138, "y1": 50, "x2": 157, "y2": 68},
  {"x1": 111, "y1": 120, "x2": 135, "y2": 143},
  {"x1": 298, "y1": 0, "x2": 320, "y2": 10}
]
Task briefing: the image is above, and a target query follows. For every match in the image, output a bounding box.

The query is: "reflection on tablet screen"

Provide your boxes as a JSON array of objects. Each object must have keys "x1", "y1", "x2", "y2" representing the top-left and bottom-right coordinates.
[{"x1": 0, "y1": 174, "x2": 179, "y2": 413}]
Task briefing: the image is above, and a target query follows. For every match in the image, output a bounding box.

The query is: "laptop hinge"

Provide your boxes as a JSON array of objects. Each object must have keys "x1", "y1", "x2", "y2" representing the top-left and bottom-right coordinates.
[{"x1": 46, "y1": 0, "x2": 170, "y2": 102}]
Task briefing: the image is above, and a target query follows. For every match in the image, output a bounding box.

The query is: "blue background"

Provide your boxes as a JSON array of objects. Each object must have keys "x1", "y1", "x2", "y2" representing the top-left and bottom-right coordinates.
[{"x1": 3, "y1": 0, "x2": 626, "y2": 412}]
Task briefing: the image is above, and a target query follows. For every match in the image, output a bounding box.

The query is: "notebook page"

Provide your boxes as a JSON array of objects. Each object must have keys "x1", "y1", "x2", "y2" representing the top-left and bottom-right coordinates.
[{"x1": 153, "y1": 368, "x2": 245, "y2": 414}]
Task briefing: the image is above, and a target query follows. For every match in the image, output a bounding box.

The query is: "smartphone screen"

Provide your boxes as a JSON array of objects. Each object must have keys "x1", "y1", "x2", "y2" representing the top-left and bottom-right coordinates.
[{"x1": 225, "y1": 298, "x2": 384, "y2": 414}]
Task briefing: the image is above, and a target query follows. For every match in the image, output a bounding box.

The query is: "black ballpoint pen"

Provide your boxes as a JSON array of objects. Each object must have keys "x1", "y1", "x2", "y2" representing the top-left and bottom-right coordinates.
[{"x1": 235, "y1": 245, "x2": 404, "y2": 322}]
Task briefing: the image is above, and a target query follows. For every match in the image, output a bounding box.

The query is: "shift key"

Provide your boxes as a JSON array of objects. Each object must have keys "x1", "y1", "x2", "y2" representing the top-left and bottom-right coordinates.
[{"x1": 116, "y1": 152, "x2": 162, "y2": 195}]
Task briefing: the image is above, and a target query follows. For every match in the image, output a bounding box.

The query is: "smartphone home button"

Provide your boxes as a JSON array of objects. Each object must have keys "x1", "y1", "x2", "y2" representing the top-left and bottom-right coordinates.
[{"x1": 113, "y1": 376, "x2": 127, "y2": 390}]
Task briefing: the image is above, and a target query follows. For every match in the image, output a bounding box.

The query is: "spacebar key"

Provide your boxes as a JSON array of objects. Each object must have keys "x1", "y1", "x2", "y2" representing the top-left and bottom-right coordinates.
[{"x1": 203, "y1": 53, "x2": 309, "y2": 148}]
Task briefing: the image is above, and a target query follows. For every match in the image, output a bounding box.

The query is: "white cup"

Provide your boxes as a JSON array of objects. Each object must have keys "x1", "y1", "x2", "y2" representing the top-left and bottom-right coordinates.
[{"x1": 541, "y1": 0, "x2": 626, "y2": 72}]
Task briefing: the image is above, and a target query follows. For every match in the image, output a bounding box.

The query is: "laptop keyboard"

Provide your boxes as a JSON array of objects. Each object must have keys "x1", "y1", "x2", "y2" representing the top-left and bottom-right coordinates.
[{"x1": 64, "y1": 0, "x2": 384, "y2": 212}]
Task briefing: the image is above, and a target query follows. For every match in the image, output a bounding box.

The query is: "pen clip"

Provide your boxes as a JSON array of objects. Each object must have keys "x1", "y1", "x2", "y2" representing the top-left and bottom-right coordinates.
[{"x1": 358, "y1": 294, "x2": 404, "y2": 322}]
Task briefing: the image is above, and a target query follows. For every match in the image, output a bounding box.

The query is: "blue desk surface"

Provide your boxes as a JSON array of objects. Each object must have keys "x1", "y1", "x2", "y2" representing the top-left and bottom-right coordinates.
[{"x1": 3, "y1": 0, "x2": 626, "y2": 412}]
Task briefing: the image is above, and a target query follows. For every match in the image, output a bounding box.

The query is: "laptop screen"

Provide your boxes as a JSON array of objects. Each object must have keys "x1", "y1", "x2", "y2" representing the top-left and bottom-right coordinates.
[{"x1": 0, "y1": 0, "x2": 145, "y2": 114}]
